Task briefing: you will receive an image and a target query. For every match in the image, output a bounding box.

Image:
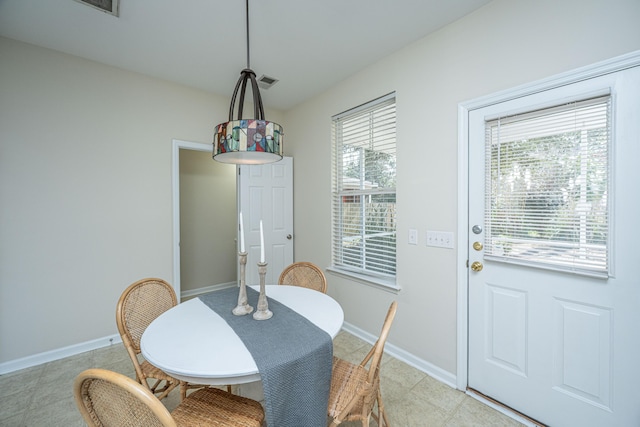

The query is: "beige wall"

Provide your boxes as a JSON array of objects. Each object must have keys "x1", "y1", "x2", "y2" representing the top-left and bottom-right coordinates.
[
  {"x1": 179, "y1": 149, "x2": 236, "y2": 292},
  {"x1": 2, "y1": 0, "x2": 640, "y2": 378},
  {"x1": 284, "y1": 0, "x2": 640, "y2": 375},
  {"x1": 0, "y1": 36, "x2": 282, "y2": 363}
]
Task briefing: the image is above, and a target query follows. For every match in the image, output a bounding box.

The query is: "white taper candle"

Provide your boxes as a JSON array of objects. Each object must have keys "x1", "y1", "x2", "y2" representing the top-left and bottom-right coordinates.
[
  {"x1": 260, "y1": 220, "x2": 265, "y2": 262},
  {"x1": 239, "y1": 212, "x2": 245, "y2": 253}
]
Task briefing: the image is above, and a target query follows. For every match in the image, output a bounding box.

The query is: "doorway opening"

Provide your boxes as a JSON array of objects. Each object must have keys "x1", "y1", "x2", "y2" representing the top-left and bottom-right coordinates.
[{"x1": 171, "y1": 139, "x2": 236, "y2": 301}]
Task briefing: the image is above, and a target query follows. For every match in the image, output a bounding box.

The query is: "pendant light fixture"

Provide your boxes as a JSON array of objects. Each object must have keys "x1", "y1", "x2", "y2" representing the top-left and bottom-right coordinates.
[{"x1": 213, "y1": 0, "x2": 283, "y2": 165}]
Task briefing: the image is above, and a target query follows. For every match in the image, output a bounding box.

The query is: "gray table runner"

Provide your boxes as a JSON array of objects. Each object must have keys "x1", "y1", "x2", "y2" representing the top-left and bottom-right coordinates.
[{"x1": 199, "y1": 287, "x2": 332, "y2": 427}]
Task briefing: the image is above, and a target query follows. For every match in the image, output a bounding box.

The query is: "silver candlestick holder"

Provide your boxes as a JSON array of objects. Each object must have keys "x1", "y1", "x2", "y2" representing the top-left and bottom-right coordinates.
[
  {"x1": 232, "y1": 252, "x2": 253, "y2": 316},
  {"x1": 253, "y1": 261, "x2": 272, "y2": 320}
]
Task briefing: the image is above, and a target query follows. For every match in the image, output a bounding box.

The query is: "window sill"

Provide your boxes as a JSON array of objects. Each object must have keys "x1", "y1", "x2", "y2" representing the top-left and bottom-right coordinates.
[{"x1": 326, "y1": 267, "x2": 401, "y2": 293}]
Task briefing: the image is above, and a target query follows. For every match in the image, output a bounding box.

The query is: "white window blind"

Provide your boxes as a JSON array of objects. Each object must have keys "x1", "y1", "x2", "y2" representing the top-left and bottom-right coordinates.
[
  {"x1": 485, "y1": 95, "x2": 611, "y2": 277},
  {"x1": 332, "y1": 93, "x2": 397, "y2": 282}
]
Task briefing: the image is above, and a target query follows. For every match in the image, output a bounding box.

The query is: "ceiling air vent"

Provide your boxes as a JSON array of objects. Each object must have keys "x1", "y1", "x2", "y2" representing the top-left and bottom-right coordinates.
[
  {"x1": 257, "y1": 75, "x2": 279, "y2": 90},
  {"x1": 74, "y1": 0, "x2": 119, "y2": 16}
]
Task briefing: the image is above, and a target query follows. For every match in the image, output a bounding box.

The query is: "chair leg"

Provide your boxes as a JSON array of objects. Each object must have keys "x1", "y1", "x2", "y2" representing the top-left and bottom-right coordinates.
[
  {"x1": 180, "y1": 382, "x2": 188, "y2": 401},
  {"x1": 141, "y1": 377, "x2": 175, "y2": 401},
  {"x1": 148, "y1": 378, "x2": 163, "y2": 392},
  {"x1": 155, "y1": 380, "x2": 178, "y2": 400},
  {"x1": 377, "y1": 390, "x2": 390, "y2": 427}
]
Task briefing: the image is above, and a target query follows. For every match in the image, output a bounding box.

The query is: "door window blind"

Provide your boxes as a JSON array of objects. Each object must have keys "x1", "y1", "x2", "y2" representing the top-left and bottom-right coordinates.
[
  {"x1": 484, "y1": 95, "x2": 611, "y2": 277},
  {"x1": 332, "y1": 93, "x2": 397, "y2": 281}
]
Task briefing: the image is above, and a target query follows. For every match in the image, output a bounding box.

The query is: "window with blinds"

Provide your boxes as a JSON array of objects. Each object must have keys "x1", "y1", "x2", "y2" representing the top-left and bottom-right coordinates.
[
  {"x1": 484, "y1": 95, "x2": 611, "y2": 277},
  {"x1": 331, "y1": 93, "x2": 397, "y2": 283}
]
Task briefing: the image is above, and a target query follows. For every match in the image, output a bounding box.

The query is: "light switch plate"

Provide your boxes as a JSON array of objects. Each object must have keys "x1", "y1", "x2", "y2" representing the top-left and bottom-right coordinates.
[
  {"x1": 408, "y1": 228, "x2": 418, "y2": 245},
  {"x1": 426, "y1": 230, "x2": 454, "y2": 249}
]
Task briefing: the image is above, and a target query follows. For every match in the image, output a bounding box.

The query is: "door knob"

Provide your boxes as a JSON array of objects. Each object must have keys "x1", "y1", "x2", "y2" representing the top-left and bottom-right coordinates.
[
  {"x1": 286, "y1": 234, "x2": 292, "y2": 240},
  {"x1": 471, "y1": 261, "x2": 483, "y2": 272}
]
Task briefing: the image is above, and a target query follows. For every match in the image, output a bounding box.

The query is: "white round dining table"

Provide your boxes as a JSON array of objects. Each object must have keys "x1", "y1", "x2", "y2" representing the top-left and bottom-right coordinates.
[{"x1": 140, "y1": 285, "x2": 344, "y2": 385}]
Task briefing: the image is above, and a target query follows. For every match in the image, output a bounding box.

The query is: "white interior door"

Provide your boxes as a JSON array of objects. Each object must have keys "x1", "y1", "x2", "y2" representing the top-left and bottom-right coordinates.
[
  {"x1": 468, "y1": 66, "x2": 640, "y2": 426},
  {"x1": 238, "y1": 157, "x2": 293, "y2": 285}
]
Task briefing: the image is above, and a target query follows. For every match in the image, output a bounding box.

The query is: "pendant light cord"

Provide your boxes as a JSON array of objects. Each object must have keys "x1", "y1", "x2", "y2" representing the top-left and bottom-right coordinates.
[
  {"x1": 226, "y1": 0, "x2": 264, "y2": 121},
  {"x1": 245, "y1": 0, "x2": 250, "y2": 69}
]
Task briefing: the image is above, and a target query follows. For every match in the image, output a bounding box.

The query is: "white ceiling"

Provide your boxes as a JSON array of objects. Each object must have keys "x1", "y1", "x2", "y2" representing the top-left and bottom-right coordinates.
[{"x1": 0, "y1": 0, "x2": 491, "y2": 111}]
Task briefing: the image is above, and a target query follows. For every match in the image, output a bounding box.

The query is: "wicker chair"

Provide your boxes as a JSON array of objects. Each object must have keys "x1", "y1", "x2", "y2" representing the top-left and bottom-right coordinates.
[
  {"x1": 278, "y1": 262, "x2": 327, "y2": 293},
  {"x1": 116, "y1": 278, "x2": 190, "y2": 400},
  {"x1": 327, "y1": 301, "x2": 398, "y2": 427},
  {"x1": 74, "y1": 368, "x2": 265, "y2": 427}
]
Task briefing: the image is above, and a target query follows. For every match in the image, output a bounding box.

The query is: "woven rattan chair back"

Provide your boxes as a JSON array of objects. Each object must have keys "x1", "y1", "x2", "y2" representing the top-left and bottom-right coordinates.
[
  {"x1": 75, "y1": 368, "x2": 265, "y2": 427},
  {"x1": 365, "y1": 300, "x2": 397, "y2": 385},
  {"x1": 74, "y1": 368, "x2": 176, "y2": 427},
  {"x1": 116, "y1": 278, "x2": 179, "y2": 400},
  {"x1": 117, "y1": 278, "x2": 177, "y2": 352},
  {"x1": 328, "y1": 301, "x2": 397, "y2": 427},
  {"x1": 278, "y1": 262, "x2": 327, "y2": 293}
]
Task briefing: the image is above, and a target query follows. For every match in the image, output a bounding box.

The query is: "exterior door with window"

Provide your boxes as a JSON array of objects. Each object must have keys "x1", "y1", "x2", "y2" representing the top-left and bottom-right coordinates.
[{"x1": 468, "y1": 66, "x2": 640, "y2": 426}]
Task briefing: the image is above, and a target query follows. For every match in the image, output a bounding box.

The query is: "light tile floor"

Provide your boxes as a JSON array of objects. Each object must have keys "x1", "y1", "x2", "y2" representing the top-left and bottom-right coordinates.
[{"x1": 0, "y1": 331, "x2": 525, "y2": 426}]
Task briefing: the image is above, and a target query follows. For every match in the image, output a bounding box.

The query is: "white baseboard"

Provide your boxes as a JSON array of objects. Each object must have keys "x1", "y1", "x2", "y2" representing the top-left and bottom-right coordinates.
[
  {"x1": 180, "y1": 282, "x2": 236, "y2": 300},
  {"x1": 2, "y1": 288, "x2": 458, "y2": 391},
  {"x1": 341, "y1": 321, "x2": 458, "y2": 389},
  {"x1": 0, "y1": 333, "x2": 122, "y2": 375},
  {"x1": 0, "y1": 283, "x2": 236, "y2": 375}
]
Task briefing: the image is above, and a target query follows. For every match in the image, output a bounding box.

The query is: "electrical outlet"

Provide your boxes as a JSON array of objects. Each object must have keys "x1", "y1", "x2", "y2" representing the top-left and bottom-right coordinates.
[{"x1": 426, "y1": 230, "x2": 454, "y2": 249}]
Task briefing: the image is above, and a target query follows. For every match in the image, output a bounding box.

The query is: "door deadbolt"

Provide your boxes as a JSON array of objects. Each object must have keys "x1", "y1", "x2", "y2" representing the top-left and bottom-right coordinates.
[
  {"x1": 473, "y1": 242, "x2": 483, "y2": 251},
  {"x1": 472, "y1": 225, "x2": 483, "y2": 234}
]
